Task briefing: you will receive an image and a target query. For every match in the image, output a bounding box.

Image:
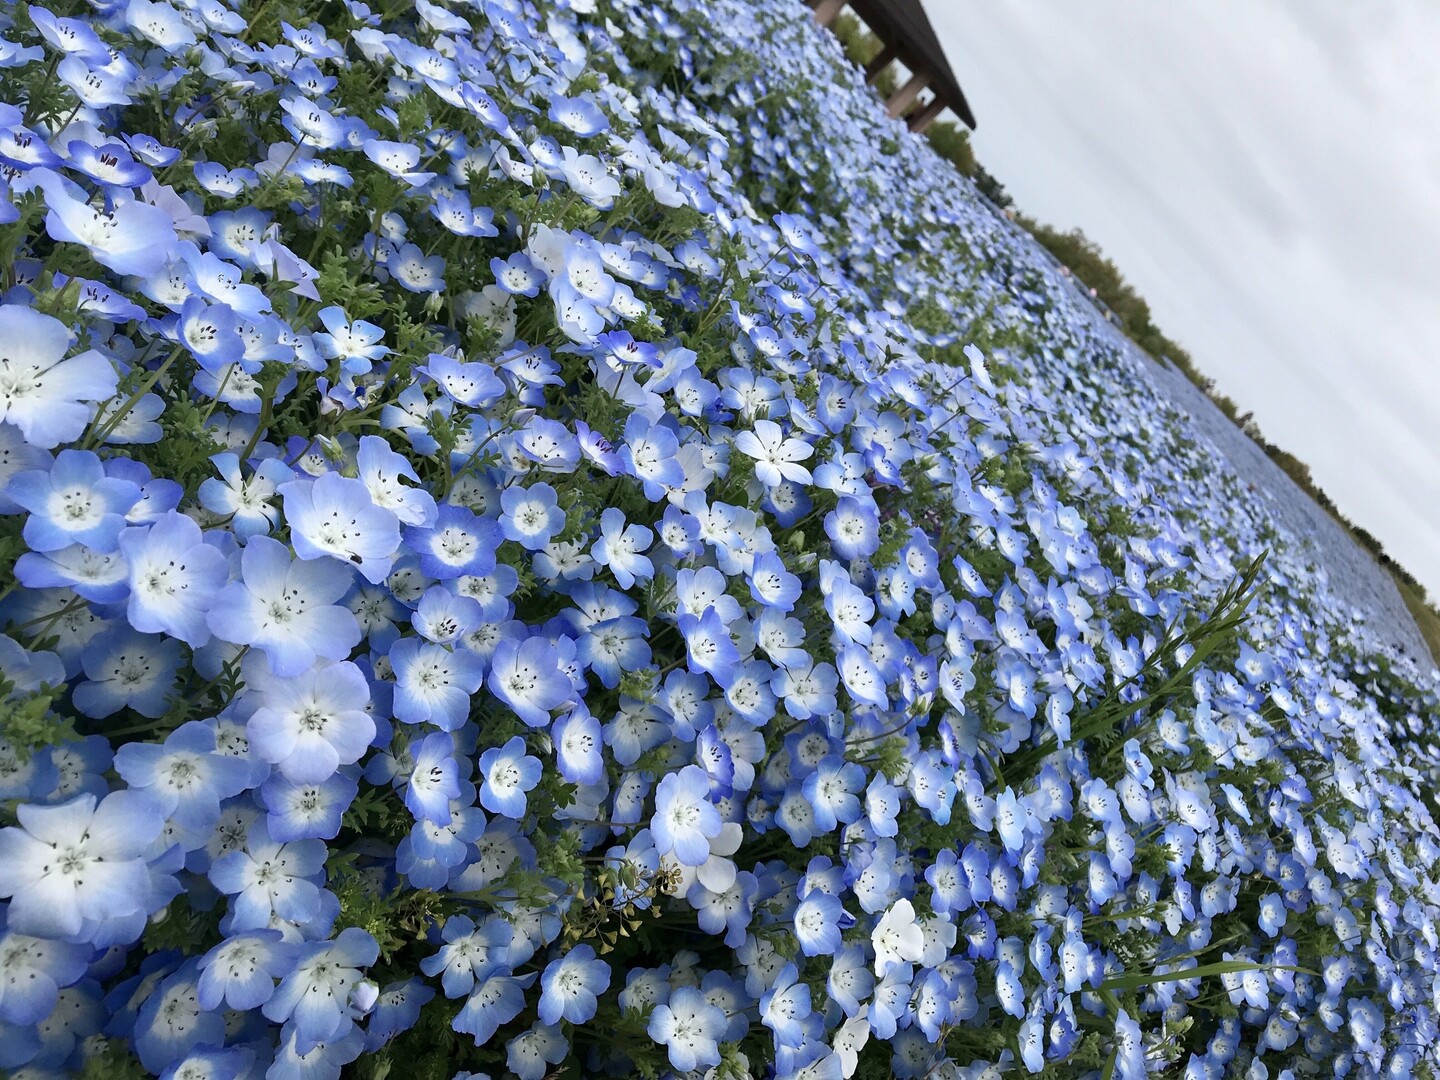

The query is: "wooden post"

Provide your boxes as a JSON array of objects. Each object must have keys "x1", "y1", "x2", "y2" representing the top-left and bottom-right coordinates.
[
  {"x1": 907, "y1": 97, "x2": 947, "y2": 133},
  {"x1": 885, "y1": 70, "x2": 929, "y2": 118},
  {"x1": 864, "y1": 42, "x2": 898, "y2": 84},
  {"x1": 811, "y1": 0, "x2": 845, "y2": 28}
]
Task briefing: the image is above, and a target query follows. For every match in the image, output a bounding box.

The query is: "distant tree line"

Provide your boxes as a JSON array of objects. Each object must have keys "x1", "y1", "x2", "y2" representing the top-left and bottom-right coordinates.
[{"x1": 828, "y1": 10, "x2": 1440, "y2": 633}]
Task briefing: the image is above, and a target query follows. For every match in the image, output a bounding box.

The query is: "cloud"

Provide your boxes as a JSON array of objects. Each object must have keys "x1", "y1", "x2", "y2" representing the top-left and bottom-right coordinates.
[{"x1": 925, "y1": 1, "x2": 1440, "y2": 596}]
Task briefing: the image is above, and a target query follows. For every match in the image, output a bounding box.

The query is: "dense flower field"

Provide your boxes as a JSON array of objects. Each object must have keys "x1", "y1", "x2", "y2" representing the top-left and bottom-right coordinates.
[{"x1": 1, "y1": 0, "x2": 1438, "y2": 1076}]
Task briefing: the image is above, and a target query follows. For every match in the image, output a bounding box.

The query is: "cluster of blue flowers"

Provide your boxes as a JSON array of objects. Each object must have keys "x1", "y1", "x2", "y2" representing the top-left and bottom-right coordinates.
[{"x1": 0, "y1": 0, "x2": 1437, "y2": 1076}]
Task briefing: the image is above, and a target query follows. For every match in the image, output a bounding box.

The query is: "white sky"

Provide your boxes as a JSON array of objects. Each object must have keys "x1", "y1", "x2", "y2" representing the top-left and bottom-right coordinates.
[{"x1": 923, "y1": 3, "x2": 1440, "y2": 599}]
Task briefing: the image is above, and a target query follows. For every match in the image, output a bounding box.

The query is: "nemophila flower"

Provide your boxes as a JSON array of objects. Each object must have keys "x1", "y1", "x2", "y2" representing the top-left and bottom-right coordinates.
[
  {"x1": 478, "y1": 736, "x2": 542, "y2": 819},
  {"x1": 678, "y1": 607, "x2": 741, "y2": 688},
  {"x1": 0, "y1": 790, "x2": 165, "y2": 940},
  {"x1": 591, "y1": 507, "x2": 654, "y2": 589},
  {"x1": 281, "y1": 470, "x2": 400, "y2": 584},
  {"x1": 390, "y1": 638, "x2": 485, "y2": 730},
  {"x1": 0, "y1": 927, "x2": 91, "y2": 1025},
  {"x1": 552, "y1": 704, "x2": 604, "y2": 785},
  {"x1": 821, "y1": 560, "x2": 875, "y2": 645},
  {"x1": 198, "y1": 454, "x2": 293, "y2": 539},
  {"x1": 825, "y1": 496, "x2": 880, "y2": 560},
  {"x1": 118, "y1": 511, "x2": 228, "y2": 647},
  {"x1": 872, "y1": 898, "x2": 925, "y2": 977},
  {"x1": 734, "y1": 418, "x2": 813, "y2": 487},
  {"x1": 9, "y1": 448, "x2": 139, "y2": 552},
  {"x1": 363, "y1": 978, "x2": 435, "y2": 1051},
  {"x1": 246, "y1": 661, "x2": 376, "y2": 782},
  {"x1": 795, "y1": 888, "x2": 851, "y2": 957},
  {"x1": 388, "y1": 242, "x2": 446, "y2": 293},
  {"x1": 649, "y1": 986, "x2": 727, "y2": 1074},
  {"x1": 412, "y1": 587, "x2": 483, "y2": 645},
  {"x1": 578, "y1": 616, "x2": 651, "y2": 689},
  {"x1": 505, "y1": 1022, "x2": 568, "y2": 1080},
  {"x1": 262, "y1": 771, "x2": 358, "y2": 842},
  {"x1": 209, "y1": 819, "x2": 326, "y2": 931},
  {"x1": 408, "y1": 503, "x2": 498, "y2": 579},
  {"x1": 196, "y1": 931, "x2": 298, "y2": 1012},
  {"x1": 748, "y1": 550, "x2": 801, "y2": 610},
  {"x1": 71, "y1": 628, "x2": 180, "y2": 718},
  {"x1": 0, "y1": 304, "x2": 118, "y2": 448},
  {"x1": 538, "y1": 944, "x2": 610, "y2": 1026},
  {"x1": 653, "y1": 765, "x2": 722, "y2": 866},
  {"x1": 499, "y1": 482, "x2": 565, "y2": 551},
  {"x1": 760, "y1": 962, "x2": 812, "y2": 1049},
  {"x1": 262, "y1": 926, "x2": 379, "y2": 1045},
  {"x1": 355, "y1": 435, "x2": 437, "y2": 527},
  {"x1": 113, "y1": 720, "x2": 256, "y2": 830},
  {"x1": 404, "y1": 731, "x2": 460, "y2": 824},
  {"x1": 36, "y1": 170, "x2": 176, "y2": 276},
  {"x1": 175, "y1": 298, "x2": 243, "y2": 374},
  {"x1": 453, "y1": 971, "x2": 535, "y2": 1046},
  {"x1": 487, "y1": 636, "x2": 572, "y2": 727},
  {"x1": 419, "y1": 353, "x2": 505, "y2": 409},
  {"x1": 619, "y1": 413, "x2": 685, "y2": 499},
  {"x1": 363, "y1": 139, "x2": 436, "y2": 187},
  {"x1": 313, "y1": 307, "x2": 389, "y2": 372},
  {"x1": 421, "y1": 913, "x2": 515, "y2": 999},
  {"x1": 209, "y1": 535, "x2": 361, "y2": 676}
]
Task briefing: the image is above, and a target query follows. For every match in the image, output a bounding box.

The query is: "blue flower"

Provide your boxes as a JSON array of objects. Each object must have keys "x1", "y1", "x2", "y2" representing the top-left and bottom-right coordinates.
[
  {"x1": 118, "y1": 511, "x2": 228, "y2": 647},
  {"x1": 499, "y1": 483, "x2": 565, "y2": 551},
  {"x1": 112, "y1": 720, "x2": 256, "y2": 830},
  {"x1": 421, "y1": 914, "x2": 516, "y2": 999},
  {"x1": 648, "y1": 986, "x2": 726, "y2": 1074},
  {"x1": 407, "y1": 503, "x2": 499, "y2": 579},
  {"x1": 209, "y1": 535, "x2": 361, "y2": 676},
  {"x1": 281, "y1": 471, "x2": 400, "y2": 585},
  {"x1": 760, "y1": 962, "x2": 811, "y2": 1049},
  {"x1": 487, "y1": 636, "x2": 572, "y2": 728},
  {"x1": 478, "y1": 735, "x2": 542, "y2": 819},
  {"x1": 591, "y1": 507, "x2": 654, "y2": 590},
  {"x1": 678, "y1": 607, "x2": 741, "y2": 688},
  {"x1": 452, "y1": 972, "x2": 534, "y2": 1046},
  {"x1": 246, "y1": 661, "x2": 376, "y2": 782},
  {"x1": 0, "y1": 305, "x2": 118, "y2": 448},
  {"x1": 73, "y1": 629, "x2": 182, "y2": 718},
  {"x1": 0, "y1": 790, "x2": 165, "y2": 941},
  {"x1": 36, "y1": 169, "x2": 176, "y2": 276},
  {"x1": 619, "y1": 414, "x2": 684, "y2": 500},
  {"x1": 0, "y1": 927, "x2": 90, "y2": 1024},
  {"x1": 210, "y1": 819, "x2": 326, "y2": 931},
  {"x1": 364, "y1": 978, "x2": 435, "y2": 1051},
  {"x1": 652, "y1": 765, "x2": 722, "y2": 866},
  {"x1": 196, "y1": 930, "x2": 298, "y2": 1012},
  {"x1": 824, "y1": 496, "x2": 880, "y2": 560},
  {"x1": 537, "y1": 943, "x2": 610, "y2": 1026},
  {"x1": 261, "y1": 771, "x2": 359, "y2": 842},
  {"x1": 794, "y1": 889, "x2": 850, "y2": 957},
  {"x1": 390, "y1": 638, "x2": 484, "y2": 731},
  {"x1": 263, "y1": 926, "x2": 379, "y2": 1046},
  {"x1": 8, "y1": 449, "x2": 139, "y2": 553}
]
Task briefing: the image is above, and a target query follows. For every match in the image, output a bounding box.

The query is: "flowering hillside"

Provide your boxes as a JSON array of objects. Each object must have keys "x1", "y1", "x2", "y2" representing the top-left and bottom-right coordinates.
[{"x1": 0, "y1": 0, "x2": 1437, "y2": 1077}]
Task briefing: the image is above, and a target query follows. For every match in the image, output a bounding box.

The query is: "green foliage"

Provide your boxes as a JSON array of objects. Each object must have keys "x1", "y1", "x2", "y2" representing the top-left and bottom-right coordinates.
[
  {"x1": 0, "y1": 677, "x2": 73, "y2": 761},
  {"x1": 924, "y1": 119, "x2": 977, "y2": 177}
]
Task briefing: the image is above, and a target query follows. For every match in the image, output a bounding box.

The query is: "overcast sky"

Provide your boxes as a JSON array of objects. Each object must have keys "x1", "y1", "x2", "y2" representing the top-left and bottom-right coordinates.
[{"x1": 923, "y1": 3, "x2": 1440, "y2": 599}]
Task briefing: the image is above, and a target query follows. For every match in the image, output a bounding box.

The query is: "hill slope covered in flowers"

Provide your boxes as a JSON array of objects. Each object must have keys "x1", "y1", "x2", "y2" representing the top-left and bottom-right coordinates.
[{"x1": 0, "y1": 0, "x2": 1438, "y2": 1077}]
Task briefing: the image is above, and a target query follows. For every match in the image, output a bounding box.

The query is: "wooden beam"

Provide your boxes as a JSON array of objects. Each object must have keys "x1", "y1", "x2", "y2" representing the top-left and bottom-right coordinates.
[
  {"x1": 811, "y1": 0, "x2": 845, "y2": 28},
  {"x1": 885, "y1": 70, "x2": 929, "y2": 118},
  {"x1": 864, "y1": 42, "x2": 898, "y2": 84},
  {"x1": 907, "y1": 97, "x2": 947, "y2": 133}
]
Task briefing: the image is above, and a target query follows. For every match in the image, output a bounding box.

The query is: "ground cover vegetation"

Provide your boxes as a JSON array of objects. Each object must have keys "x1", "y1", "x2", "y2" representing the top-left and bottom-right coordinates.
[
  {"x1": 832, "y1": 14, "x2": 1440, "y2": 656},
  {"x1": 0, "y1": 0, "x2": 1438, "y2": 1077}
]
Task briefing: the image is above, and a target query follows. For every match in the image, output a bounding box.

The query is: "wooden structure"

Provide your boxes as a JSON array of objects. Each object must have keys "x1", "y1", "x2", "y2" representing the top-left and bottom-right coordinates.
[{"x1": 810, "y1": 0, "x2": 976, "y2": 132}]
